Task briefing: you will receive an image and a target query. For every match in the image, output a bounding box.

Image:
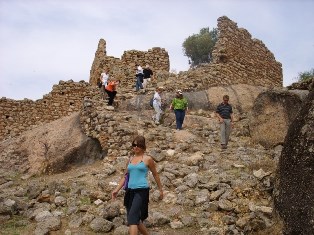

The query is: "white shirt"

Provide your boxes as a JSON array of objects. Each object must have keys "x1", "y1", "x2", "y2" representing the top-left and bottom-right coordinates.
[
  {"x1": 136, "y1": 66, "x2": 143, "y2": 74},
  {"x1": 153, "y1": 91, "x2": 161, "y2": 106},
  {"x1": 100, "y1": 72, "x2": 109, "y2": 86}
]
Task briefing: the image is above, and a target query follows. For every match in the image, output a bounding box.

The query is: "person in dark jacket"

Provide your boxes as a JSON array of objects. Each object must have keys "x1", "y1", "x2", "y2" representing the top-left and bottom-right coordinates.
[
  {"x1": 143, "y1": 64, "x2": 153, "y2": 89},
  {"x1": 135, "y1": 65, "x2": 144, "y2": 92},
  {"x1": 216, "y1": 95, "x2": 234, "y2": 149}
]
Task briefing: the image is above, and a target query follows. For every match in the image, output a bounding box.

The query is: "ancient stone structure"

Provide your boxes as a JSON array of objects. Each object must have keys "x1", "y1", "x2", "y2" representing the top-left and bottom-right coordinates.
[
  {"x1": 0, "y1": 16, "x2": 284, "y2": 141},
  {"x1": 89, "y1": 39, "x2": 170, "y2": 86},
  {"x1": 80, "y1": 84, "x2": 267, "y2": 152},
  {"x1": 274, "y1": 89, "x2": 314, "y2": 234},
  {"x1": 287, "y1": 77, "x2": 314, "y2": 90},
  {"x1": 174, "y1": 16, "x2": 282, "y2": 92},
  {"x1": 0, "y1": 80, "x2": 97, "y2": 141}
]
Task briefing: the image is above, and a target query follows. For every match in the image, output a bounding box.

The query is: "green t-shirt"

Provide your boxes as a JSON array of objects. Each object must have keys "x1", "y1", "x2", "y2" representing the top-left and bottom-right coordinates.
[{"x1": 172, "y1": 97, "x2": 188, "y2": 110}]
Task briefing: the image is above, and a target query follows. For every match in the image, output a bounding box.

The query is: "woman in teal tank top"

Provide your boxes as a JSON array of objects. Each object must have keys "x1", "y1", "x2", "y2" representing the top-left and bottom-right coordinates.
[{"x1": 111, "y1": 135, "x2": 163, "y2": 235}]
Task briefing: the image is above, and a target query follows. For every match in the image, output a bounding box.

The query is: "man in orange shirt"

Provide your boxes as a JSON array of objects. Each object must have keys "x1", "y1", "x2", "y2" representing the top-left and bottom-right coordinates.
[{"x1": 105, "y1": 80, "x2": 120, "y2": 106}]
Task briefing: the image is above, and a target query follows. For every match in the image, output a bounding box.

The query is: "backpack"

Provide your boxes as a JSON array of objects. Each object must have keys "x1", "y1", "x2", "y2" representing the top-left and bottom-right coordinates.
[{"x1": 149, "y1": 97, "x2": 154, "y2": 108}]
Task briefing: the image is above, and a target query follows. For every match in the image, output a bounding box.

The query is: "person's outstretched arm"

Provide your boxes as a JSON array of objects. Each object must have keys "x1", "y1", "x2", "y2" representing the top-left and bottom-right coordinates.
[{"x1": 147, "y1": 156, "x2": 163, "y2": 200}]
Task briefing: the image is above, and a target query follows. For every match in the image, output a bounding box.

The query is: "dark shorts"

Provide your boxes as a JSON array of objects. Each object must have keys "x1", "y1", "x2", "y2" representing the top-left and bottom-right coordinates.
[{"x1": 124, "y1": 188, "x2": 149, "y2": 225}]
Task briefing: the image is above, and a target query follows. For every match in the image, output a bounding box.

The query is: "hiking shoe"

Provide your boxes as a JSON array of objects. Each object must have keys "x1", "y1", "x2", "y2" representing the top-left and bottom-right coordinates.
[{"x1": 221, "y1": 144, "x2": 227, "y2": 149}]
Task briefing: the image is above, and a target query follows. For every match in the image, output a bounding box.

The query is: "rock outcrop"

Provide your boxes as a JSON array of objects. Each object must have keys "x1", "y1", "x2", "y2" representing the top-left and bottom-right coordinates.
[
  {"x1": 274, "y1": 89, "x2": 314, "y2": 234},
  {"x1": 249, "y1": 89, "x2": 302, "y2": 148},
  {"x1": 119, "y1": 84, "x2": 267, "y2": 113},
  {"x1": 0, "y1": 113, "x2": 103, "y2": 175},
  {"x1": 0, "y1": 106, "x2": 282, "y2": 234}
]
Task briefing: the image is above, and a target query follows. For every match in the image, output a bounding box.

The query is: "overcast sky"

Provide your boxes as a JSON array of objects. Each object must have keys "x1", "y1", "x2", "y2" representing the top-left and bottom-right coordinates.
[{"x1": 0, "y1": 0, "x2": 313, "y2": 100}]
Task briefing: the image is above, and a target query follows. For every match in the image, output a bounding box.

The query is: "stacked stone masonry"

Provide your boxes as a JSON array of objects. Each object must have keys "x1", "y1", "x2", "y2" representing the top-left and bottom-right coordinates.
[
  {"x1": 89, "y1": 38, "x2": 170, "y2": 88},
  {"x1": 1, "y1": 16, "x2": 283, "y2": 141},
  {"x1": 177, "y1": 16, "x2": 282, "y2": 90},
  {"x1": 0, "y1": 80, "x2": 97, "y2": 141}
]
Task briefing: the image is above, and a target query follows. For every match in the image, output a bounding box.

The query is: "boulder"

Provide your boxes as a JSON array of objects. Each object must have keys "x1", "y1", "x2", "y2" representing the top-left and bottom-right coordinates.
[
  {"x1": 249, "y1": 89, "x2": 302, "y2": 148},
  {"x1": 274, "y1": 89, "x2": 314, "y2": 234},
  {"x1": 0, "y1": 112, "x2": 103, "y2": 175},
  {"x1": 119, "y1": 84, "x2": 266, "y2": 113}
]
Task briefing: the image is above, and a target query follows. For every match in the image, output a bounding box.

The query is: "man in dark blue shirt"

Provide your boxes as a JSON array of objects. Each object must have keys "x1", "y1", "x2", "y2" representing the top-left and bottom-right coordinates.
[
  {"x1": 143, "y1": 64, "x2": 153, "y2": 90},
  {"x1": 216, "y1": 95, "x2": 234, "y2": 149}
]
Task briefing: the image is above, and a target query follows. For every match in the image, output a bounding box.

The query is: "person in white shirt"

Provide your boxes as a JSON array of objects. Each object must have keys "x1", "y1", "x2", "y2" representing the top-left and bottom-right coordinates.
[
  {"x1": 100, "y1": 69, "x2": 110, "y2": 87},
  {"x1": 152, "y1": 87, "x2": 163, "y2": 125}
]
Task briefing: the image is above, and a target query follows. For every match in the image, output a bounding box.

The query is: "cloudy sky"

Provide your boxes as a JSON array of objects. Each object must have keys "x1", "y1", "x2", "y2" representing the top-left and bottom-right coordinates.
[{"x1": 0, "y1": 0, "x2": 313, "y2": 100}]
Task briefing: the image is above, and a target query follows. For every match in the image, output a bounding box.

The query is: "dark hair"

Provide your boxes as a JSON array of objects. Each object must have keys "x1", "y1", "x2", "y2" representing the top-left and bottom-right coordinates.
[
  {"x1": 176, "y1": 93, "x2": 183, "y2": 98},
  {"x1": 132, "y1": 135, "x2": 146, "y2": 150}
]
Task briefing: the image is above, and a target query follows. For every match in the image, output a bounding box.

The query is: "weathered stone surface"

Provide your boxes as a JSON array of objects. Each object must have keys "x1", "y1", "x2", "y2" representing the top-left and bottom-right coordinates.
[
  {"x1": 0, "y1": 113, "x2": 103, "y2": 175},
  {"x1": 1, "y1": 15, "x2": 311, "y2": 235},
  {"x1": 119, "y1": 84, "x2": 266, "y2": 113},
  {"x1": 89, "y1": 38, "x2": 170, "y2": 86},
  {"x1": 287, "y1": 77, "x2": 314, "y2": 90},
  {"x1": 113, "y1": 225, "x2": 129, "y2": 235},
  {"x1": 89, "y1": 217, "x2": 113, "y2": 233},
  {"x1": 0, "y1": 80, "x2": 97, "y2": 141},
  {"x1": 249, "y1": 89, "x2": 302, "y2": 148},
  {"x1": 274, "y1": 89, "x2": 314, "y2": 235}
]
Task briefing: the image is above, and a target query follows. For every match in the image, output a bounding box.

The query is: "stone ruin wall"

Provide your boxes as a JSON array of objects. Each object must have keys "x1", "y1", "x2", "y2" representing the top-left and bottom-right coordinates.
[
  {"x1": 0, "y1": 81, "x2": 97, "y2": 141},
  {"x1": 177, "y1": 16, "x2": 282, "y2": 90},
  {"x1": 0, "y1": 16, "x2": 283, "y2": 141},
  {"x1": 89, "y1": 38, "x2": 170, "y2": 87}
]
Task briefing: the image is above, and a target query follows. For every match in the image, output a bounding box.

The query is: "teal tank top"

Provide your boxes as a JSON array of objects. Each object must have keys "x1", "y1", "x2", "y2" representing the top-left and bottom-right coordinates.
[{"x1": 127, "y1": 161, "x2": 149, "y2": 189}]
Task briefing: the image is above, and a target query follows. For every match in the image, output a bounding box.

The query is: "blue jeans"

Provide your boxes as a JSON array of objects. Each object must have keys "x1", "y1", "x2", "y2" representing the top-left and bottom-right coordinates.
[
  {"x1": 135, "y1": 77, "x2": 143, "y2": 91},
  {"x1": 174, "y1": 109, "x2": 185, "y2": 130}
]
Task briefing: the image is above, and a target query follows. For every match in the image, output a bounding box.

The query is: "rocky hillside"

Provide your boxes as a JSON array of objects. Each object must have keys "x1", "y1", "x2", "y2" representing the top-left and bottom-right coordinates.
[
  {"x1": 1, "y1": 107, "x2": 283, "y2": 235},
  {"x1": 1, "y1": 78, "x2": 312, "y2": 234}
]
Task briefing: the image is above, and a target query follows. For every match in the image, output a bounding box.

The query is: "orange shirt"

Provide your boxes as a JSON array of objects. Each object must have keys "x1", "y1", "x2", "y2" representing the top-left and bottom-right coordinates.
[{"x1": 105, "y1": 82, "x2": 116, "y2": 92}]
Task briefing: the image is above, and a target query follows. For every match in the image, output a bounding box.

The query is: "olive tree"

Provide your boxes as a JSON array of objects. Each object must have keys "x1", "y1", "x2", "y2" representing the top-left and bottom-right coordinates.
[
  {"x1": 297, "y1": 68, "x2": 314, "y2": 82},
  {"x1": 182, "y1": 27, "x2": 218, "y2": 67}
]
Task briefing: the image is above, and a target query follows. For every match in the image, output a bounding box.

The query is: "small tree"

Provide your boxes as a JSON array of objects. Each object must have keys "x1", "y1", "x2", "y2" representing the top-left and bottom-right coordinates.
[
  {"x1": 297, "y1": 68, "x2": 314, "y2": 82},
  {"x1": 182, "y1": 27, "x2": 218, "y2": 67}
]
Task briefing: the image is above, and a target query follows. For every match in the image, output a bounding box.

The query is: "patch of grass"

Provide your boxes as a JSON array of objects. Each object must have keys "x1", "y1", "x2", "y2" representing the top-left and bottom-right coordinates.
[
  {"x1": 80, "y1": 196, "x2": 91, "y2": 205},
  {"x1": 247, "y1": 155, "x2": 277, "y2": 173},
  {"x1": 0, "y1": 215, "x2": 29, "y2": 235}
]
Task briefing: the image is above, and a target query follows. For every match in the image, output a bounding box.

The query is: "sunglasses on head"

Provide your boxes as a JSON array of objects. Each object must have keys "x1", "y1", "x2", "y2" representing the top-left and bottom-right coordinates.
[{"x1": 132, "y1": 143, "x2": 143, "y2": 148}]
